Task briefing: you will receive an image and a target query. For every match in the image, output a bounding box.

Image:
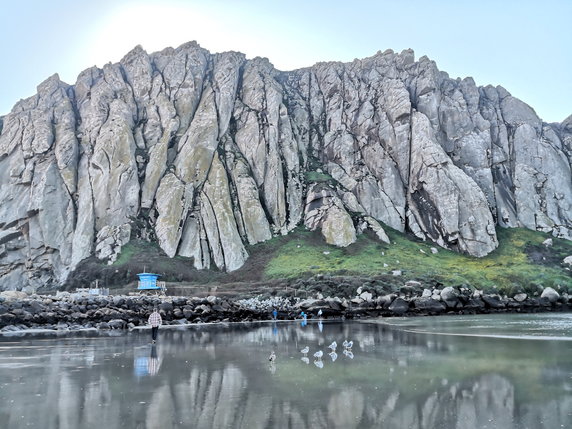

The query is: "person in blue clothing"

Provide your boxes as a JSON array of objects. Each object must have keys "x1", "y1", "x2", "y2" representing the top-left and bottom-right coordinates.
[
  {"x1": 300, "y1": 311, "x2": 307, "y2": 326},
  {"x1": 272, "y1": 308, "x2": 278, "y2": 320}
]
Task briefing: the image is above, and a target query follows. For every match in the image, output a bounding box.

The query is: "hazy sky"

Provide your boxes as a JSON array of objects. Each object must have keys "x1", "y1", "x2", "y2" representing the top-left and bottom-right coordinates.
[{"x1": 1, "y1": 0, "x2": 570, "y2": 122}]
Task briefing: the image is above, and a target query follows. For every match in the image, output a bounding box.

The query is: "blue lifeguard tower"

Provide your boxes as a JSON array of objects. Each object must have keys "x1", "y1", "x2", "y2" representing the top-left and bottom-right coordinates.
[{"x1": 137, "y1": 272, "x2": 166, "y2": 294}]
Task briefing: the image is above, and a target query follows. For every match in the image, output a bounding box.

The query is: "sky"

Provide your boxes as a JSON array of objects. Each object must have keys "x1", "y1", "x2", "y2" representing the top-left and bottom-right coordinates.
[{"x1": 1, "y1": 0, "x2": 570, "y2": 123}]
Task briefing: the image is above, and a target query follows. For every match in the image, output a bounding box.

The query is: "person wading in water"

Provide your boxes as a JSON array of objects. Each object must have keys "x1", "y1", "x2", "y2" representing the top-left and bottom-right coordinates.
[{"x1": 148, "y1": 307, "x2": 162, "y2": 344}]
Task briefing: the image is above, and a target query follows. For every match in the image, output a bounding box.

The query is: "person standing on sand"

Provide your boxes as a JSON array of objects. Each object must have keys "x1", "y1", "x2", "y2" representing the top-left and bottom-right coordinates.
[{"x1": 148, "y1": 307, "x2": 162, "y2": 344}]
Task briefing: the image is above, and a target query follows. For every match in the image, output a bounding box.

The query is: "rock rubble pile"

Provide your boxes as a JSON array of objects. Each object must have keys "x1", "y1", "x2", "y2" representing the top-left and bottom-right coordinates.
[{"x1": 0, "y1": 285, "x2": 569, "y2": 333}]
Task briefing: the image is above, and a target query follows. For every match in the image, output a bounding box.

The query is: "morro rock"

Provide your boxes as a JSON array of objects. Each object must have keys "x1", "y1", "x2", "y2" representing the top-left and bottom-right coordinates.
[{"x1": 0, "y1": 42, "x2": 571, "y2": 289}]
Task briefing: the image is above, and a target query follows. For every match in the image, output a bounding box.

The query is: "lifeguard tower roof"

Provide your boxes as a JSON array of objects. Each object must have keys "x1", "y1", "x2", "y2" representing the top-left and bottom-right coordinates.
[{"x1": 137, "y1": 272, "x2": 161, "y2": 290}]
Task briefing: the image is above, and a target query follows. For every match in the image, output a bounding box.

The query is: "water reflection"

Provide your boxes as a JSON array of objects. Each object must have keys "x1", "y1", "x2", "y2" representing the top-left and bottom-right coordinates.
[
  {"x1": 0, "y1": 314, "x2": 570, "y2": 428},
  {"x1": 134, "y1": 345, "x2": 162, "y2": 377}
]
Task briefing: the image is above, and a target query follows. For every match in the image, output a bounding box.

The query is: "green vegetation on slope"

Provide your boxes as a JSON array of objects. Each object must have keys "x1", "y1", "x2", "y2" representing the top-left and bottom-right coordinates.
[
  {"x1": 264, "y1": 227, "x2": 572, "y2": 294},
  {"x1": 68, "y1": 225, "x2": 572, "y2": 295}
]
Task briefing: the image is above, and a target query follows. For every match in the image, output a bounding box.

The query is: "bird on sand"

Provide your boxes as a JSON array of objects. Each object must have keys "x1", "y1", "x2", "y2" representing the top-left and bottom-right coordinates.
[
  {"x1": 343, "y1": 340, "x2": 353, "y2": 350},
  {"x1": 268, "y1": 351, "x2": 276, "y2": 362},
  {"x1": 328, "y1": 341, "x2": 337, "y2": 351},
  {"x1": 300, "y1": 346, "x2": 309, "y2": 356},
  {"x1": 313, "y1": 350, "x2": 323, "y2": 360}
]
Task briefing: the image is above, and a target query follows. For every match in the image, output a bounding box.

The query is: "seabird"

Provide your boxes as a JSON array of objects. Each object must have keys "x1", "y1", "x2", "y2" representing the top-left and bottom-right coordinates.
[
  {"x1": 300, "y1": 346, "x2": 309, "y2": 355},
  {"x1": 328, "y1": 341, "x2": 337, "y2": 351},
  {"x1": 268, "y1": 351, "x2": 276, "y2": 362},
  {"x1": 313, "y1": 350, "x2": 323, "y2": 360}
]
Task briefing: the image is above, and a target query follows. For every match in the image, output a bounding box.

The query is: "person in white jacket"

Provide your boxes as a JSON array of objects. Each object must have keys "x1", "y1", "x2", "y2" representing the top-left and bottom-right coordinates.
[{"x1": 148, "y1": 308, "x2": 162, "y2": 344}]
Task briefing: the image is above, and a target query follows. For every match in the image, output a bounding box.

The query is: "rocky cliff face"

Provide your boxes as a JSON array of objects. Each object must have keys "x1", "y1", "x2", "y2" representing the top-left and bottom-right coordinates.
[{"x1": 1, "y1": 41, "x2": 571, "y2": 289}]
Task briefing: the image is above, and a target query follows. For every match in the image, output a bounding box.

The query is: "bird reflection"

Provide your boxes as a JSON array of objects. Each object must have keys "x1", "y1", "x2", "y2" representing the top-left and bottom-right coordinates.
[
  {"x1": 318, "y1": 321, "x2": 323, "y2": 332},
  {"x1": 343, "y1": 349, "x2": 354, "y2": 359},
  {"x1": 329, "y1": 351, "x2": 338, "y2": 362},
  {"x1": 314, "y1": 359, "x2": 324, "y2": 369},
  {"x1": 301, "y1": 357, "x2": 310, "y2": 364}
]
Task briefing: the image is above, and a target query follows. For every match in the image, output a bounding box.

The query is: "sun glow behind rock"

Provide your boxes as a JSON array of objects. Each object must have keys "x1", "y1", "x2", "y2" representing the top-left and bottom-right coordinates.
[
  {"x1": 87, "y1": 3, "x2": 225, "y2": 66},
  {"x1": 83, "y1": 1, "x2": 343, "y2": 73}
]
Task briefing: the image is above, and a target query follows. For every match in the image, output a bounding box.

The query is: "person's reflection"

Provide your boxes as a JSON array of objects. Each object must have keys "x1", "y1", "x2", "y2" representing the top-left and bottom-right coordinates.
[
  {"x1": 272, "y1": 321, "x2": 278, "y2": 335},
  {"x1": 318, "y1": 321, "x2": 323, "y2": 332},
  {"x1": 147, "y1": 345, "x2": 161, "y2": 376}
]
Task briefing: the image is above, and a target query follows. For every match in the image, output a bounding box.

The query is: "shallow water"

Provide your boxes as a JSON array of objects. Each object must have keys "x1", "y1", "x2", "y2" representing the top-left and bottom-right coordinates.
[{"x1": 0, "y1": 313, "x2": 571, "y2": 429}]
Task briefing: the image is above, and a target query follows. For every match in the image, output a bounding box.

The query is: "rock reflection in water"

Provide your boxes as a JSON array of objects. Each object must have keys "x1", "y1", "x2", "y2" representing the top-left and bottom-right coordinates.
[{"x1": 0, "y1": 316, "x2": 571, "y2": 428}]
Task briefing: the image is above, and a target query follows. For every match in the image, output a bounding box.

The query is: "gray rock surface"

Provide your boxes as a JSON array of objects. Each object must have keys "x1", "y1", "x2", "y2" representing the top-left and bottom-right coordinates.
[
  {"x1": 540, "y1": 287, "x2": 560, "y2": 303},
  {"x1": 0, "y1": 42, "x2": 571, "y2": 288}
]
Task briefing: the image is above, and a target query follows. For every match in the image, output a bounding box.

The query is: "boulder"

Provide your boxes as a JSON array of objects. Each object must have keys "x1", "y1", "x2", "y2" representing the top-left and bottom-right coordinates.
[
  {"x1": 441, "y1": 287, "x2": 460, "y2": 308},
  {"x1": 513, "y1": 293, "x2": 528, "y2": 302},
  {"x1": 108, "y1": 319, "x2": 127, "y2": 329},
  {"x1": 421, "y1": 289, "x2": 432, "y2": 298},
  {"x1": 206, "y1": 295, "x2": 220, "y2": 305},
  {"x1": 431, "y1": 293, "x2": 442, "y2": 301},
  {"x1": 540, "y1": 287, "x2": 560, "y2": 303},
  {"x1": 440, "y1": 287, "x2": 459, "y2": 301},
  {"x1": 482, "y1": 295, "x2": 506, "y2": 309},
  {"x1": 159, "y1": 302, "x2": 174, "y2": 313},
  {"x1": 376, "y1": 295, "x2": 395, "y2": 309},
  {"x1": 0, "y1": 291, "x2": 28, "y2": 301},
  {"x1": 359, "y1": 291, "x2": 373, "y2": 302},
  {"x1": 326, "y1": 297, "x2": 343, "y2": 311},
  {"x1": 195, "y1": 304, "x2": 211, "y2": 314},
  {"x1": 304, "y1": 185, "x2": 356, "y2": 247},
  {"x1": 388, "y1": 298, "x2": 409, "y2": 315},
  {"x1": 412, "y1": 297, "x2": 446, "y2": 313},
  {"x1": 464, "y1": 298, "x2": 485, "y2": 309}
]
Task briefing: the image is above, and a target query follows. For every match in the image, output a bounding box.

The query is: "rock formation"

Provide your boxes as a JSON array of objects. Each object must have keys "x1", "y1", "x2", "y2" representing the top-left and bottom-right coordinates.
[{"x1": 0, "y1": 41, "x2": 570, "y2": 289}]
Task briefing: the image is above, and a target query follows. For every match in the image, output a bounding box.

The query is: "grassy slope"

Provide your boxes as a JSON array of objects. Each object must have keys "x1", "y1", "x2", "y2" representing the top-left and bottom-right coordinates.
[
  {"x1": 69, "y1": 226, "x2": 572, "y2": 294},
  {"x1": 263, "y1": 226, "x2": 572, "y2": 293}
]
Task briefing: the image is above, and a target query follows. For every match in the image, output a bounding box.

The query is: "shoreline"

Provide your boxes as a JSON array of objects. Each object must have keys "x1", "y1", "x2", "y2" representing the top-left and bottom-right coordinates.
[{"x1": 1, "y1": 285, "x2": 570, "y2": 335}]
